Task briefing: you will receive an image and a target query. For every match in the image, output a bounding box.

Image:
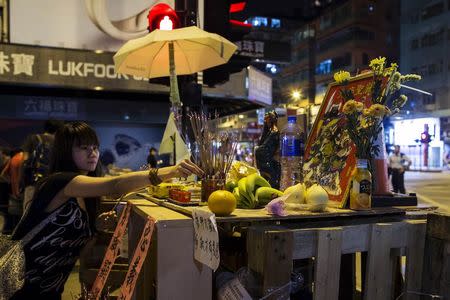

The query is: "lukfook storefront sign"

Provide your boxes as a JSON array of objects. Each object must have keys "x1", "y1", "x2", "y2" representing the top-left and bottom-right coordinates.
[{"x1": 0, "y1": 43, "x2": 168, "y2": 93}]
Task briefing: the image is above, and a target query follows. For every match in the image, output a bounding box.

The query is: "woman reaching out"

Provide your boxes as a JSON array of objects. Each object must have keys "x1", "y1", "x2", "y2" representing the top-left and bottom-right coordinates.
[{"x1": 10, "y1": 121, "x2": 203, "y2": 300}]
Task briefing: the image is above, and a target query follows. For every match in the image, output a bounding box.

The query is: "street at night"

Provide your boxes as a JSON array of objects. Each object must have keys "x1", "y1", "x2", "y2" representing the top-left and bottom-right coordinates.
[
  {"x1": 1, "y1": 0, "x2": 450, "y2": 299},
  {"x1": 405, "y1": 170, "x2": 450, "y2": 212}
]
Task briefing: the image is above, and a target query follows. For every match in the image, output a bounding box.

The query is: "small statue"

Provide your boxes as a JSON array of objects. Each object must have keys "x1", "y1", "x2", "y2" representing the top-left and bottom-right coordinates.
[{"x1": 255, "y1": 111, "x2": 281, "y2": 189}]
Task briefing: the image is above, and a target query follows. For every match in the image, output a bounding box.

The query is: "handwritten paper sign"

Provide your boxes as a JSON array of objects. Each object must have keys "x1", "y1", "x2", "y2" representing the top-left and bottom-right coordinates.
[
  {"x1": 192, "y1": 208, "x2": 220, "y2": 271},
  {"x1": 218, "y1": 278, "x2": 252, "y2": 300}
]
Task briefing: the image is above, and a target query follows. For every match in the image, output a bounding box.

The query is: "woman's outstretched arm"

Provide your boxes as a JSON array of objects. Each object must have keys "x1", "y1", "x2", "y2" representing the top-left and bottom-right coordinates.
[{"x1": 63, "y1": 160, "x2": 203, "y2": 199}]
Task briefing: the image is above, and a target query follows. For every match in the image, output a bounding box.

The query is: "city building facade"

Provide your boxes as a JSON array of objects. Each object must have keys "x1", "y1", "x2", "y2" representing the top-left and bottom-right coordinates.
[
  {"x1": 280, "y1": 0, "x2": 400, "y2": 109},
  {"x1": 400, "y1": 0, "x2": 450, "y2": 153},
  {"x1": 393, "y1": 0, "x2": 450, "y2": 167}
]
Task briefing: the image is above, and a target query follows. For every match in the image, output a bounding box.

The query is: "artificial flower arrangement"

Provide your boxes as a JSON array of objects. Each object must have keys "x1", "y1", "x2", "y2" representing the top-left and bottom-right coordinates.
[{"x1": 334, "y1": 57, "x2": 421, "y2": 161}]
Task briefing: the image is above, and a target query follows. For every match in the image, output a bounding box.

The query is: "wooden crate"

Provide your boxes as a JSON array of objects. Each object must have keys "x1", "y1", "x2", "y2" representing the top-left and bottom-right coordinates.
[
  {"x1": 128, "y1": 199, "x2": 212, "y2": 300},
  {"x1": 247, "y1": 212, "x2": 450, "y2": 300},
  {"x1": 128, "y1": 195, "x2": 445, "y2": 300}
]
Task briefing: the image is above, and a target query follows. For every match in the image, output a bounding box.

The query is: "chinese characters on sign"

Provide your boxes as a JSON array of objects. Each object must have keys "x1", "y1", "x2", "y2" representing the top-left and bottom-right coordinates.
[
  {"x1": 23, "y1": 97, "x2": 79, "y2": 119},
  {"x1": 192, "y1": 208, "x2": 220, "y2": 271},
  {"x1": 0, "y1": 44, "x2": 167, "y2": 93},
  {"x1": 235, "y1": 40, "x2": 264, "y2": 58},
  {"x1": 0, "y1": 51, "x2": 35, "y2": 76}
]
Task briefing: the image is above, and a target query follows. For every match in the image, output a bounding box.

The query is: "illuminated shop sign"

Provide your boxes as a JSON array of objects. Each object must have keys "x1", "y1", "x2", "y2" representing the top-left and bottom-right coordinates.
[
  {"x1": 248, "y1": 66, "x2": 272, "y2": 106},
  {"x1": 235, "y1": 40, "x2": 265, "y2": 58},
  {"x1": 0, "y1": 43, "x2": 167, "y2": 93},
  {"x1": 235, "y1": 40, "x2": 291, "y2": 62}
]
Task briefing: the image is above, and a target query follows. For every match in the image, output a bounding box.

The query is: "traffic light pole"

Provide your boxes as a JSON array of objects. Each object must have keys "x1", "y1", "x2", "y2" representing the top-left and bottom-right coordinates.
[
  {"x1": 422, "y1": 124, "x2": 430, "y2": 168},
  {"x1": 423, "y1": 142, "x2": 429, "y2": 168}
]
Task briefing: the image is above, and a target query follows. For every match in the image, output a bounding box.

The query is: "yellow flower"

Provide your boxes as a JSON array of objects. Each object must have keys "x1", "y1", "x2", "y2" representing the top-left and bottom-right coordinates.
[
  {"x1": 396, "y1": 94, "x2": 407, "y2": 107},
  {"x1": 369, "y1": 56, "x2": 386, "y2": 76},
  {"x1": 360, "y1": 118, "x2": 369, "y2": 128},
  {"x1": 388, "y1": 71, "x2": 402, "y2": 93},
  {"x1": 384, "y1": 62, "x2": 398, "y2": 76},
  {"x1": 334, "y1": 70, "x2": 351, "y2": 83},
  {"x1": 362, "y1": 108, "x2": 370, "y2": 115},
  {"x1": 392, "y1": 71, "x2": 401, "y2": 82},
  {"x1": 355, "y1": 102, "x2": 364, "y2": 112},
  {"x1": 401, "y1": 74, "x2": 422, "y2": 82},
  {"x1": 369, "y1": 56, "x2": 386, "y2": 68},
  {"x1": 342, "y1": 100, "x2": 358, "y2": 114},
  {"x1": 368, "y1": 104, "x2": 388, "y2": 118}
]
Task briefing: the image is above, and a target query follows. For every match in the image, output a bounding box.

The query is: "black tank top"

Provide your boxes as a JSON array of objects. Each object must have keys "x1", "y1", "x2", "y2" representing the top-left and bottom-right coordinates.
[{"x1": 11, "y1": 173, "x2": 93, "y2": 299}]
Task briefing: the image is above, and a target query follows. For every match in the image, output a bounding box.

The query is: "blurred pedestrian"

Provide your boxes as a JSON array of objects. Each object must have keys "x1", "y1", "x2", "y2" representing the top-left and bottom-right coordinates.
[
  {"x1": 388, "y1": 145, "x2": 411, "y2": 194},
  {"x1": 0, "y1": 147, "x2": 11, "y2": 223},
  {"x1": 444, "y1": 151, "x2": 450, "y2": 169},
  {"x1": 147, "y1": 147, "x2": 158, "y2": 168},
  {"x1": 21, "y1": 119, "x2": 63, "y2": 210},
  {"x1": 0, "y1": 148, "x2": 24, "y2": 233}
]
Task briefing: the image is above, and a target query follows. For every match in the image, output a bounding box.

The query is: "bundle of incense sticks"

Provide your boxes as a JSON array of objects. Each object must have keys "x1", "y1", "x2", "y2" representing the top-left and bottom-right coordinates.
[{"x1": 189, "y1": 112, "x2": 237, "y2": 180}]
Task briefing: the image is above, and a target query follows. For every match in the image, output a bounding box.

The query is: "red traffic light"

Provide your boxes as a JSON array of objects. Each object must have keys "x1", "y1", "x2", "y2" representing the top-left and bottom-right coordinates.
[
  {"x1": 147, "y1": 3, "x2": 181, "y2": 32},
  {"x1": 420, "y1": 132, "x2": 431, "y2": 143}
]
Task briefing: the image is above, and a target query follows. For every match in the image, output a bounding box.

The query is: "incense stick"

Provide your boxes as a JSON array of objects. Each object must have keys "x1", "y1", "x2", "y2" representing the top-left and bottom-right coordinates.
[{"x1": 189, "y1": 112, "x2": 237, "y2": 180}]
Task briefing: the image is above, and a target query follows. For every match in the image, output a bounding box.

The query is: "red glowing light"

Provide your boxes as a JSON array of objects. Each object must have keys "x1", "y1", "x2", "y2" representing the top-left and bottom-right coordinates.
[
  {"x1": 230, "y1": 2, "x2": 246, "y2": 13},
  {"x1": 147, "y1": 3, "x2": 180, "y2": 31},
  {"x1": 229, "y1": 19, "x2": 252, "y2": 28}
]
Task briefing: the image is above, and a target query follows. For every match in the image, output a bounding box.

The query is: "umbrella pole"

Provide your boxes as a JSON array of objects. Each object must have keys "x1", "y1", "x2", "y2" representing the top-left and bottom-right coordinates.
[{"x1": 169, "y1": 41, "x2": 182, "y2": 132}]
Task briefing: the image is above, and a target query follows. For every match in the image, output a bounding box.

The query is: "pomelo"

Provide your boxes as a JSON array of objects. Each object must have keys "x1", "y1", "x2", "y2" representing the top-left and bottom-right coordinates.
[{"x1": 208, "y1": 190, "x2": 237, "y2": 216}]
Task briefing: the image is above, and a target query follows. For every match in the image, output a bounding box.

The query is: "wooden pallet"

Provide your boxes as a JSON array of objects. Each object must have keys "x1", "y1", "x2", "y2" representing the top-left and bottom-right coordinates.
[{"x1": 247, "y1": 212, "x2": 450, "y2": 300}]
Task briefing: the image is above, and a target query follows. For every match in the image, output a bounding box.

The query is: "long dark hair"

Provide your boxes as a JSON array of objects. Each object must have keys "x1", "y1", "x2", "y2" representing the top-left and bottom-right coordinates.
[
  {"x1": 50, "y1": 121, "x2": 102, "y2": 176},
  {"x1": 13, "y1": 122, "x2": 103, "y2": 239},
  {"x1": 51, "y1": 121, "x2": 102, "y2": 231}
]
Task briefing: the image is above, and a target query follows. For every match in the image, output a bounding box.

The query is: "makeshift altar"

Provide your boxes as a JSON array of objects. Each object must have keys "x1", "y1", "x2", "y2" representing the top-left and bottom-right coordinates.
[{"x1": 88, "y1": 58, "x2": 449, "y2": 300}]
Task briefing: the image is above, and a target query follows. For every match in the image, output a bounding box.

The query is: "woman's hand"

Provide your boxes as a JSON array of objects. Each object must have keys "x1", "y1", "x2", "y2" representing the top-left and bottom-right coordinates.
[{"x1": 158, "y1": 159, "x2": 204, "y2": 181}]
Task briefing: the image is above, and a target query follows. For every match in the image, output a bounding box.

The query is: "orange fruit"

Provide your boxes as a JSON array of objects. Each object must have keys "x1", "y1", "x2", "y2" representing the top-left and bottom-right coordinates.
[{"x1": 208, "y1": 190, "x2": 237, "y2": 216}]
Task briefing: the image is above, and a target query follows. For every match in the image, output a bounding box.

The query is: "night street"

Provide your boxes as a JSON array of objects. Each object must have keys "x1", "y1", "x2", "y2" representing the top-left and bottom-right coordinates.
[
  {"x1": 405, "y1": 170, "x2": 450, "y2": 212},
  {"x1": 2, "y1": 0, "x2": 450, "y2": 298}
]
